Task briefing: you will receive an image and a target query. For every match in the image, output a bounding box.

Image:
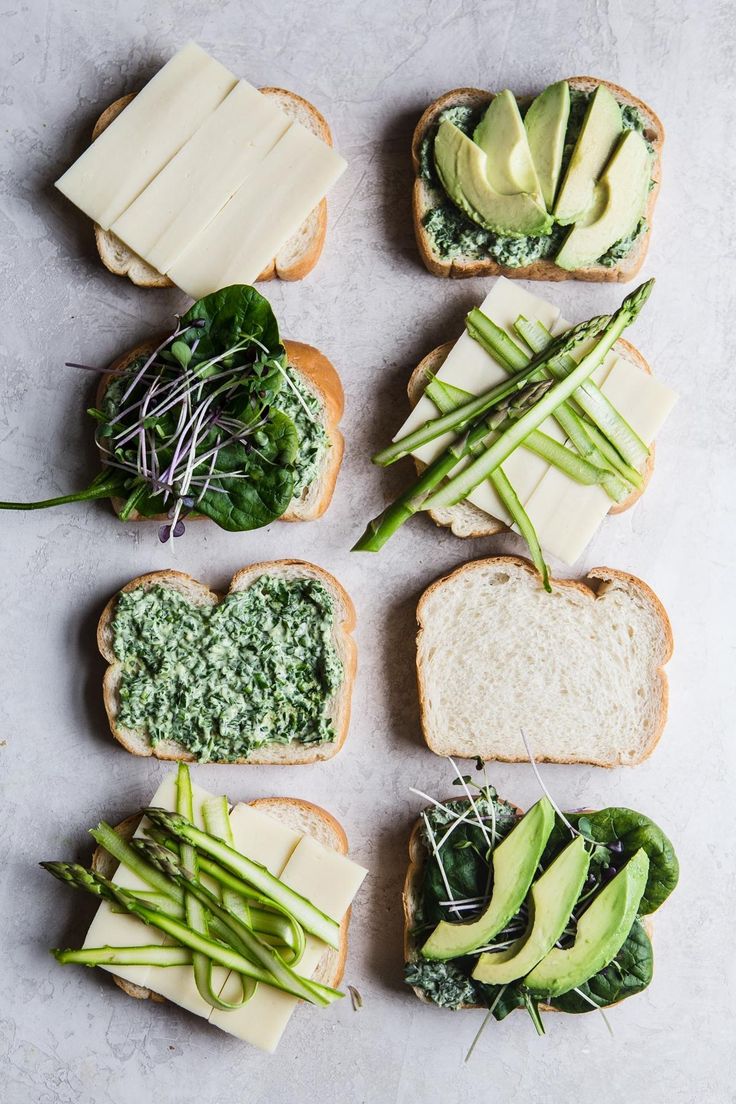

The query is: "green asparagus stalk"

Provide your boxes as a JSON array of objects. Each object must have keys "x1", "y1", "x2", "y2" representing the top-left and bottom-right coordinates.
[
  {"x1": 514, "y1": 315, "x2": 650, "y2": 472},
  {"x1": 422, "y1": 281, "x2": 653, "y2": 512},
  {"x1": 90, "y1": 821, "x2": 183, "y2": 902},
  {"x1": 143, "y1": 807, "x2": 341, "y2": 950},
  {"x1": 54, "y1": 945, "x2": 193, "y2": 968},
  {"x1": 137, "y1": 843, "x2": 320, "y2": 1005},
  {"x1": 469, "y1": 311, "x2": 633, "y2": 502},
  {"x1": 175, "y1": 765, "x2": 251, "y2": 1011},
  {"x1": 40, "y1": 862, "x2": 341, "y2": 1006}
]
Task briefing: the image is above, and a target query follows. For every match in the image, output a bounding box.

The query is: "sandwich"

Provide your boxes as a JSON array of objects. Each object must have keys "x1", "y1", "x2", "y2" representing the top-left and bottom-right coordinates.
[
  {"x1": 55, "y1": 43, "x2": 346, "y2": 294},
  {"x1": 42, "y1": 765, "x2": 367, "y2": 1053},
  {"x1": 355, "y1": 277, "x2": 677, "y2": 575},
  {"x1": 0, "y1": 284, "x2": 344, "y2": 538},
  {"x1": 403, "y1": 766, "x2": 678, "y2": 1041},
  {"x1": 413, "y1": 77, "x2": 663, "y2": 281},
  {"x1": 98, "y1": 561, "x2": 357, "y2": 764}
]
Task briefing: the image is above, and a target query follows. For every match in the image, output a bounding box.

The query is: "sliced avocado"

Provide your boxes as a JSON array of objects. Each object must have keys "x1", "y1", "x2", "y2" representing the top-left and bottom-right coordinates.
[
  {"x1": 524, "y1": 80, "x2": 571, "y2": 211},
  {"x1": 524, "y1": 848, "x2": 650, "y2": 998},
  {"x1": 434, "y1": 120, "x2": 553, "y2": 238},
  {"x1": 421, "y1": 798, "x2": 556, "y2": 961},
  {"x1": 555, "y1": 129, "x2": 651, "y2": 270},
  {"x1": 553, "y1": 85, "x2": 622, "y2": 225},
  {"x1": 473, "y1": 90, "x2": 545, "y2": 207},
  {"x1": 471, "y1": 834, "x2": 590, "y2": 986}
]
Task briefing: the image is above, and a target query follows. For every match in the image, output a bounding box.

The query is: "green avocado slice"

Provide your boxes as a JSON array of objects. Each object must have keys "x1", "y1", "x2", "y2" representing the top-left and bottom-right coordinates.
[
  {"x1": 434, "y1": 120, "x2": 553, "y2": 238},
  {"x1": 524, "y1": 80, "x2": 571, "y2": 211},
  {"x1": 523, "y1": 848, "x2": 650, "y2": 998},
  {"x1": 473, "y1": 89, "x2": 545, "y2": 207},
  {"x1": 553, "y1": 84, "x2": 622, "y2": 225},
  {"x1": 555, "y1": 129, "x2": 651, "y2": 270},
  {"x1": 471, "y1": 834, "x2": 590, "y2": 986},
  {"x1": 420, "y1": 798, "x2": 556, "y2": 961}
]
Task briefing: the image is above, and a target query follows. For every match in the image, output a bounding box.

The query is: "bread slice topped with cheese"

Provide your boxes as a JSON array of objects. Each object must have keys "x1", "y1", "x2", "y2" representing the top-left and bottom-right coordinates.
[
  {"x1": 413, "y1": 77, "x2": 663, "y2": 282},
  {"x1": 416, "y1": 556, "x2": 673, "y2": 767},
  {"x1": 98, "y1": 562, "x2": 357, "y2": 765},
  {"x1": 56, "y1": 43, "x2": 346, "y2": 294},
  {"x1": 54, "y1": 770, "x2": 368, "y2": 1053}
]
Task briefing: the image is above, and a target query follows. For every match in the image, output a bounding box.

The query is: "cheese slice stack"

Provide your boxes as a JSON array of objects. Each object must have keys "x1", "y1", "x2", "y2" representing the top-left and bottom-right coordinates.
[
  {"x1": 83, "y1": 773, "x2": 367, "y2": 1052},
  {"x1": 396, "y1": 278, "x2": 678, "y2": 564},
  {"x1": 56, "y1": 42, "x2": 347, "y2": 296}
]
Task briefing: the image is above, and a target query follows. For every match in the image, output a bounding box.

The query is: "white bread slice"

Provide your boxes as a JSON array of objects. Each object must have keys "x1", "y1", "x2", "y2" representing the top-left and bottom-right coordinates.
[
  {"x1": 403, "y1": 796, "x2": 652, "y2": 1011},
  {"x1": 97, "y1": 337, "x2": 343, "y2": 524},
  {"x1": 93, "y1": 87, "x2": 334, "y2": 288},
  {"x1": 97, "y1": 561, "x2": 357, "y2": 765},
  {"x1": 406, "y1": 337, "x2": 655, "y2": 540},
  {"x1": 416, "y1": 556, "x2": 672, "y2": 767},
  {"x1": 413, "y1": 77, "x2": 664, "y2": 282},
  {"x1": 93, "y1": 797, "x2": 351, "y2": 1003}
]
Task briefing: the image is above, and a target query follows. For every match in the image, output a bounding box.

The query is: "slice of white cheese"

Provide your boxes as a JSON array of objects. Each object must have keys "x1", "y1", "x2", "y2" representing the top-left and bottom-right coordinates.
[
  {"x1": 209, "y1": 832, "x2": 367, "y2": 1052},
  {"x1": 55, "y1": 43, "x2": 237, "y2": 229},
  {"x1": 111, "y1": 81, "x2": 291, "y2": 273},
  {"x1": 82, "y1": 772, "x2": 212, "y2": 991},
  {"x1": 166, "y1": 122, "x2": 347, "y2": 298}
]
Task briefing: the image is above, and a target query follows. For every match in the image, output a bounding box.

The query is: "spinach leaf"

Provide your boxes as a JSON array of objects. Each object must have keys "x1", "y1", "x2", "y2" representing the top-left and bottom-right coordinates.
[
  {"x1": 180, "y1": 284, "x2": 283, "y2": 362},
  {"x1": 196, "y1": 447, "x2": 294, "y2": 532},
  {"x1": 550, "y1": 919, "x2": 654, "y2": 1013}
]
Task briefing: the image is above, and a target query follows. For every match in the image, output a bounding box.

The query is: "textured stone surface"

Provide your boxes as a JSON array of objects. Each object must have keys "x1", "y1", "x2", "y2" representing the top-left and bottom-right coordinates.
[{"x1": 1, "y1": 1, "x2": 734, "y2": 1101}]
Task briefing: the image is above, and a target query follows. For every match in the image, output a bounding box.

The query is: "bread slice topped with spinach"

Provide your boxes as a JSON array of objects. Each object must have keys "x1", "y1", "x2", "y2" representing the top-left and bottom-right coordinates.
[
  {"x1": 0, "y1": 285, "x2": 344, "y2": 538},
  {"x1": 98, "y1": 561, "x2": 356, "y2": 764},
  {"x1": 416, "y1": 557, "x2": 672, "y2": 767},
  {"x1": 413, "y1": 77, "x2": 663, "y2": 281},
  {"x1": 403, "y1": 767, "x2": 678, "y2": 1040}
]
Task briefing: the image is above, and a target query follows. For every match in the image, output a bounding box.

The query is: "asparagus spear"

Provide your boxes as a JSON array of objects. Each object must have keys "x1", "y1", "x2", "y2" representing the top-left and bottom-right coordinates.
[
  {"x1": 143, "y1": 807, "x2": 341, "y2": 950},
  {"x1": 175, "y1": 765, "x2": 251, "y2": 1011},
  {"x1": 54, "y1": 945, "x2": 193, "y2": 968},
  {"x1": 468, "y1": 311, "x2": 634, "y2": 502},
  {"x1": 422, "y1": 281, "x2": 653, "y2": 512},
  {"x1": 41, "y1": 862, "x2": 341, "y2": 1006}
]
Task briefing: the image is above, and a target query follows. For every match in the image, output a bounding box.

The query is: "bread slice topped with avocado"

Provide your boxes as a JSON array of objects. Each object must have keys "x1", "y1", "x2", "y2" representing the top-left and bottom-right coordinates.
[
  {"x1": 403, "y1": 767, "x2": 678, "y2": 1038},
  {"x1": 98, "y1": 561, "x2": 356, "y2": 764},
  {"x1": 416, "y1": 557, "x2": 672, "y2": 767},
  {"x1": 413, "y1": 77, "x2": 663, "y2": 281}
]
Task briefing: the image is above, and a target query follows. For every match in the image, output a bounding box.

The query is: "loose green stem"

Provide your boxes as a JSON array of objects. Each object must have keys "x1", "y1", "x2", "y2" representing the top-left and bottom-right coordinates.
[
  {"x1": 422, "y1": 282, "x2": 653, "y2": 511},
  {"x1": 0, "y1": 472, "x2": 123, "y2": 511}
]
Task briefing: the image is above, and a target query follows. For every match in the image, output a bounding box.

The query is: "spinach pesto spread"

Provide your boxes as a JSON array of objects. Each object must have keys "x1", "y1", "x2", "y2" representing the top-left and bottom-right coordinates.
[
  {"x1": 420, "y1": 90, "x2": 650, "y2": 268},
  {"x1": 274, "y1": 367, "x2": 329, "y2": 496},
  {"x1": 112, "y1": 577, "x2": 343, "y2": 761}
]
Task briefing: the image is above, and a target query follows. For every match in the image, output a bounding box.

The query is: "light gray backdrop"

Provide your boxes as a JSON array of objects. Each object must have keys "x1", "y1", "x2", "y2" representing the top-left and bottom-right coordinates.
[{"x1": 1, "y1": 1, "x2": 734, "y2": 1101}]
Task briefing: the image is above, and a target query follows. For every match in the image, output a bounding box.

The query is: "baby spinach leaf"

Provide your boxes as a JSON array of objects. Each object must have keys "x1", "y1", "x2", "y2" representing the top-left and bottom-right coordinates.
[
  {"x1": 578, "y1": 808, "x2": 679, "y2": 914},
  {"x1": 181, "y1": 284, "x2": 283, "y2": 361},
  {"x1": 549, "y1": 919, "x2": 654, "y2": 1013}
]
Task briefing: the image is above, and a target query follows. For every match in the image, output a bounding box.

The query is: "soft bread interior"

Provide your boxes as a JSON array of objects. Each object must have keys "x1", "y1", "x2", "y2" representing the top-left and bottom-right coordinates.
[{"x1": 416, "y1": 557, "x2": 672, "y2": 767}]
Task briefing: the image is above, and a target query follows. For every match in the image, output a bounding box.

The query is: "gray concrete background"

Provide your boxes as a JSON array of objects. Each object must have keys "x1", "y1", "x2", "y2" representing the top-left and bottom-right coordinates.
[{"x1": 1, "y1": 1, "x2": 734, "y2": 1101}]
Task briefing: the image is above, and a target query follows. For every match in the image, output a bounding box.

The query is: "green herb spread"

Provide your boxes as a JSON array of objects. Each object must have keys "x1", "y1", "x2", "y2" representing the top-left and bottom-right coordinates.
[
  {"x1": 112, "y1": 577, "x2": 343, "y2": 761},
  {"x1": 420, "y1": 90, "x2": 650, "y2": 268},
  {"x1": 275, "y1": 368, "x2": 329, "y2": 496}
]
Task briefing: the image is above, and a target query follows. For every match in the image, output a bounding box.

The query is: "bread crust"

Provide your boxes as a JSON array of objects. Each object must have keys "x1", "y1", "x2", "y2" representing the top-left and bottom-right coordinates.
[
  {"x1": 412, "y1": 77, "x2": 664, "y2": 282},
  {"x1": 92, "y1": 88, "x2": 334, "y2": 287},
  {"x1": 415, "y1": 555, "x2": 672, "y2": 768},
  {"x1": 96, "y1": 336, "x2": 343, "y2": 524},
  {"x1": 97, "y1": 561, "x2": 357, "y2": 765},
  {"x1": 402, "y1": 797, "x2": 651, "y2": 1012},
  {"x1": 92, "y1": 798, "x2": 351, "y2": 1004},
  {"x1": 406, "y1": 336, "x2": 655, "y2": 539}
]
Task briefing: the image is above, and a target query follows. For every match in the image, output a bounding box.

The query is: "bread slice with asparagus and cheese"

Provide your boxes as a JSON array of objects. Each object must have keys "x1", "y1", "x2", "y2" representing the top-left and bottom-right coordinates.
[
  {"x1": 84, "y1": 770, "x2": 367, "y2": 1052},
  {"x1": 98, "y1": 337, "x2": 344, "y2": 525},
  {"x1": 394, "y1": 276, "x2": 677, "y2": 565},
  {"x1": 413, "y1": 77, "x2": 664, "y2": 282},
  {"x1": 416, "y1": 556, "x2": 672, "y2": 767},
  {"x1": 97, "y1": 561, "x2": 357, "y2": 765},
  {"x1": 93, "y1": 86, "x2": 335, "y2": 288}
]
